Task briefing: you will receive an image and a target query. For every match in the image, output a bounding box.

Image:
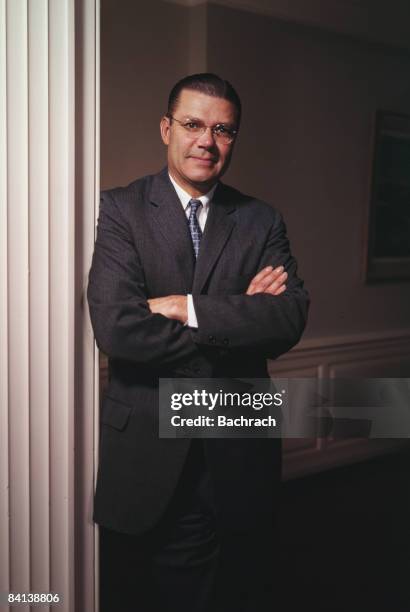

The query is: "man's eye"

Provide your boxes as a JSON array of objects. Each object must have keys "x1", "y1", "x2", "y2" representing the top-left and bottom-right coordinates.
[
  {"x1": 214, "y1": 125, "x2": 229, "y2": 135},
  {"x1": 185, "y1": 122, "x2": 200, "y2": 129}
]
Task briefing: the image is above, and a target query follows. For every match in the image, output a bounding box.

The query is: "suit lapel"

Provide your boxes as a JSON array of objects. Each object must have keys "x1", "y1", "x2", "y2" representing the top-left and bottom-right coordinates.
[
  {"x1": 192, "y1": 183, "x2": 236, "y2": 294},
  {"x1": 148, "y1": 169, "x2": 236, "y2": 294},
  {"x1": 148, "y1": 168, "x2": 195, "y2": 293}
]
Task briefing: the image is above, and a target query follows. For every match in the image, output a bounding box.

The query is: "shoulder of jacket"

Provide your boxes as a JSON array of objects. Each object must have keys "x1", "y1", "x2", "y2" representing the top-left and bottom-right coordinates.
[
  {"x1": 101, "y1": 173, "x2": 155, "y2": 203},
  {"x1": 220, "y1": 182, "x2": 283, "y2": 221}
]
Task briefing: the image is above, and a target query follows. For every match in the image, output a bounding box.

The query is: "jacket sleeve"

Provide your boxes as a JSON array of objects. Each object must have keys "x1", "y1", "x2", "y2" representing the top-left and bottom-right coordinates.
[
  {"x1": 87, "y1": 191, "x2": 212, "y2": 376},
  {"x1": 191, "y1": 211, "x2": 309, "y2": 360}
]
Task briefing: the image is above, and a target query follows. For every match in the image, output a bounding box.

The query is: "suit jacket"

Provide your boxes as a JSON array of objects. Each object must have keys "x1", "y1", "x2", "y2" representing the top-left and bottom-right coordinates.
[{"x1": 87, "y1": 167, "x2": 309, "y2": 535}]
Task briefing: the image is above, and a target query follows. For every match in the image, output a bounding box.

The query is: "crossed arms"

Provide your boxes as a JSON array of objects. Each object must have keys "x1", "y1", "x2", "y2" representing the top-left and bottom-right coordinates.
[
  {"x1": 148, "y1": 265, "x2": 288, "y2": 323},
  {"x1": 87, "y1": 190, "x2": 309, "y2": 375}
]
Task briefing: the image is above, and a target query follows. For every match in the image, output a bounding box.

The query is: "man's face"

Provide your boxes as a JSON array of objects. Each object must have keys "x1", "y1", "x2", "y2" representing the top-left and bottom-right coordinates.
[{"x1": 160, "y1": 89, "x2": 238, "y2": 196}]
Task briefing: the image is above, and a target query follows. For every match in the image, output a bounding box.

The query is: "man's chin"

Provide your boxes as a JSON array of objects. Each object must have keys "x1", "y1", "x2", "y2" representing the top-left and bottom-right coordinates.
[
  {"x1": 190, "y1": 175, "x2": 219, "y2": 191},
  {"x1": 171, "y1": 164, "x2": 223, "y2": 193},
  {"x1": 182, "y1": 168, "x2": 216, "y2": 184},
  {"x1": 195, "y1": 161, "x2": 223, "y2": 176}
]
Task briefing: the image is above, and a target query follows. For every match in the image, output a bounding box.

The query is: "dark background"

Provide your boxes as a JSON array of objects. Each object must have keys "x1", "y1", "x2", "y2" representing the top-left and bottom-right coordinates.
[{"x1": 100, "y1": 2, "x2": 410, "y2": 610}]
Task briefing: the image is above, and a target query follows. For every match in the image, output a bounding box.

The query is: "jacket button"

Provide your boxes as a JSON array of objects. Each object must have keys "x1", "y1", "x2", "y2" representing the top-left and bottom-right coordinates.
[{"x1": 208, "y1": 335, "x2": 216, "y2": 344}]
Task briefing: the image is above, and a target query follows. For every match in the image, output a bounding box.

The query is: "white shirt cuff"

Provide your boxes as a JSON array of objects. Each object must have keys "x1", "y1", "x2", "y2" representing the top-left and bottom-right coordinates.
[{"x1": 187, "y1": 294, "x2": 198, "y2": 328}]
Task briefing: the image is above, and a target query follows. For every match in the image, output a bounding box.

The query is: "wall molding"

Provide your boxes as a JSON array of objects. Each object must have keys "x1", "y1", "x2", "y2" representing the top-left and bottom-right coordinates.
[
  {"x1": 267, "y1": 329, "x2": 410, "y2": 480},
  {"x1": 271, "y1": 328, "x2": 410, "y2": 371}
]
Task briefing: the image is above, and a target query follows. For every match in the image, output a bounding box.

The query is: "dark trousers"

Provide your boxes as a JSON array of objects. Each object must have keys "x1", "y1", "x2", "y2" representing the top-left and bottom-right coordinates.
[{"x1": 100, "y1": 441, "x2": 277, "y2": 612}]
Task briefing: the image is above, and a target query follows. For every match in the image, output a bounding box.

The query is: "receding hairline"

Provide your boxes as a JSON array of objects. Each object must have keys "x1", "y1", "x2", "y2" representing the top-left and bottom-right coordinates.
[
  {"x1": 167, "y1": 73, "x2": 242, "y2": 127},
  {"x1": 172, "y1": 87, "x2": 238, "y2": 108}
]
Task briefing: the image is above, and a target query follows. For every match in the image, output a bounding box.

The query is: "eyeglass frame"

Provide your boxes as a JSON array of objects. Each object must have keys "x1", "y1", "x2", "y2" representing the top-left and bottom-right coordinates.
[{"x1": 166, "y1": 113, "x2": 238, "y2": 144}]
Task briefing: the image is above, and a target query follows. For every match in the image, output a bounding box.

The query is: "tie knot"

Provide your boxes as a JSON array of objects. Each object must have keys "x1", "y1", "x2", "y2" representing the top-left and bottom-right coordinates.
[{"x1": 189, "y1": 199, "x2": 202, "y2": 215}]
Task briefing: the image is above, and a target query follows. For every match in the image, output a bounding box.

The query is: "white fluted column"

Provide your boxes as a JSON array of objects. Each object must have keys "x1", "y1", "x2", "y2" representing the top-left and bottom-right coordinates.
[
  {"x1": 28, "y1": 0, "x2": 51, "y2": 596},
  {"x1": 0, "y1": 1, "x2": 99, "y2": 610},
  {"x1": 6, "y1": 0, "x2": 31, "y2": 599}
]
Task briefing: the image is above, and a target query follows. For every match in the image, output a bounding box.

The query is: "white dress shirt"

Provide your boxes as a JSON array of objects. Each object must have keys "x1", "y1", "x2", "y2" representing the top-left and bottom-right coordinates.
[{"x1": 168, "y1": 173, "x2": 217, "y2": 328}]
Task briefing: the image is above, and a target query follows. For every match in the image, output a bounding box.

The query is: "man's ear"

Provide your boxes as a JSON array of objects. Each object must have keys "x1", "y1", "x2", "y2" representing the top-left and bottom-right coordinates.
[{"x1": 160, "y1": 116, "x2": 170, "y2": 145}]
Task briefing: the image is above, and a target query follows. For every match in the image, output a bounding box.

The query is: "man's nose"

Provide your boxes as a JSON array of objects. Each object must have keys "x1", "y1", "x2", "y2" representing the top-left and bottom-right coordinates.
[{"x1": 197, "y1": 126, "x2": 215, "y2": 147}]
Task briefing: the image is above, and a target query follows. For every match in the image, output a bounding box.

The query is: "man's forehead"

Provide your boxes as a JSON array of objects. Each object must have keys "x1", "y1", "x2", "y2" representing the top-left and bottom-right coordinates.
[{"x1": 175, "y1": 89, "x2": 237, "y2": 122}]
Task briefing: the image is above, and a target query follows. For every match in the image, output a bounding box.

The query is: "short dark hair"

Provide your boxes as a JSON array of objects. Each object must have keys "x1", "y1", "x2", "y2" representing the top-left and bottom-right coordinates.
[{"x1": 167, "y1": 73, "x2": 242, "y2": 127}]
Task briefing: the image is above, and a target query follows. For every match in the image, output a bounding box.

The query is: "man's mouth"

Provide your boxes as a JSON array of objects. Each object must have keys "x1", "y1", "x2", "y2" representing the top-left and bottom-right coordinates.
[{"x1": 190, "y1": 156, "x2": 217, "y2": 164}]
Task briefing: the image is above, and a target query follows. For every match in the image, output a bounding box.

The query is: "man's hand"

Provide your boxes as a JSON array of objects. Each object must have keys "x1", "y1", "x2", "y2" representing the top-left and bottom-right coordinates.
[
  {"x1": 246, "y1": 266, "x2": 287, "y2": 296},
  {"x1": 148, "y1": 295, "x2": 188, "y2": 323}
]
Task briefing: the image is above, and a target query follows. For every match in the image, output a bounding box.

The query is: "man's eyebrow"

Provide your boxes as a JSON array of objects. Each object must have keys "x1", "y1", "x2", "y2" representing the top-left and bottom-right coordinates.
[
  {"x1": 181, "y1": 116, "x2": 203, "y2": 122},
  {"x1": 182, "y1": 116, "x2": 235, "y2": 127}
]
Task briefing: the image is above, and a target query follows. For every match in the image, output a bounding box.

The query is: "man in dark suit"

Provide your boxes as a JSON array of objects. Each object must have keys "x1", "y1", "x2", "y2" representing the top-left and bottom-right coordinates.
[{"x1": 88, "y1": 73, "x2": 309, "y2": 612}]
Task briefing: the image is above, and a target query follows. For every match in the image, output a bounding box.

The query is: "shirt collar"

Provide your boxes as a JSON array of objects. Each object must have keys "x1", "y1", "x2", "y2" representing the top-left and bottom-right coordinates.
[{"x1": 168, "y1": 172, "x2": 217, "y2": 211}]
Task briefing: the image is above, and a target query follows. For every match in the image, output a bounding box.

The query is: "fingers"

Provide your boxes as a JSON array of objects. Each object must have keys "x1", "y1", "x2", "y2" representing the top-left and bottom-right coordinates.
[
  {"x1": 246, "y1": 266, "x2": 287, "y2": 296},
  {"x1": 248, "y1": 265, "x2": 277, "y2": 287},
  {"x1": 263, "y1": 279, "x2": 287, "y2": 296},
  {"x1": 263, "y1": 270, "x2": 288, "y2": 295},
  {"x1": 246, "y1": 266, "x2": 278, "y2": 295}
]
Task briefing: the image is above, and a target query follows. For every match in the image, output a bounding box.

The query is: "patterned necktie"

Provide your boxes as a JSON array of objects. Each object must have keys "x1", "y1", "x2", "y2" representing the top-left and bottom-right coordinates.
[{"x1": 188, "y1": 198, "x2": 203, "y2": 258}]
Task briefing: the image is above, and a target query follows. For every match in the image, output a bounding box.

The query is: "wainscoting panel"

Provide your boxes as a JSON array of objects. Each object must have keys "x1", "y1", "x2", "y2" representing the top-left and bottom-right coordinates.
[{"x1": 269, "y1": 330, "x2": 410, "y2": 480}]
